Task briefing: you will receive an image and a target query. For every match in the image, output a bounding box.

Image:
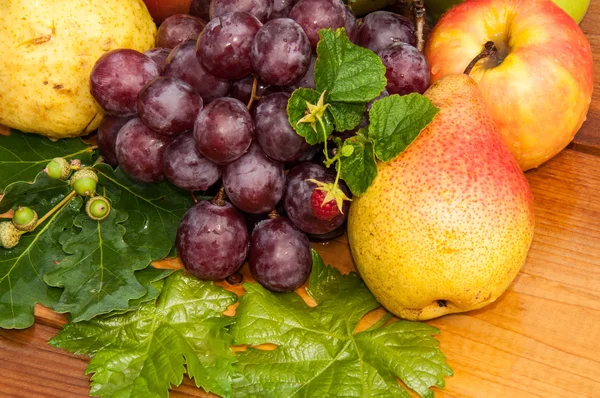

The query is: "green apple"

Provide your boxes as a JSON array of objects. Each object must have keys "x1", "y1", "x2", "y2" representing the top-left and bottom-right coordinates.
[{"x1": 425, "y1": 0, "x2": 590, "y2": 23}]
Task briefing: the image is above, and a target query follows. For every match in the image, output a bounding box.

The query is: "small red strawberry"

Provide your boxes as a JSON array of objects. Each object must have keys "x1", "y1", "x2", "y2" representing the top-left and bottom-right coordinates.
[
  {"x1": 308, "y1": 179, "x2": 351, "y2": 221},
  {"x1": 311, "y1": 189, "x2": 339, "y2": 221}
]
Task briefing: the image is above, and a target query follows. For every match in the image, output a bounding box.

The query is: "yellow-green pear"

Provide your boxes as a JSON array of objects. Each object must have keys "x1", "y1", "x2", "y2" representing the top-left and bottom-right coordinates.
[{"x1": 348, "y1": 74, "x2": 535, "y2": 321}]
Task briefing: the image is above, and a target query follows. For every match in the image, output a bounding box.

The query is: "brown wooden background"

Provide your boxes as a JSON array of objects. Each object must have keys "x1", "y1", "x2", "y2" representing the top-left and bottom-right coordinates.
[{"x1": 1, "y1": 2, "x2": 600, "y2": 397}]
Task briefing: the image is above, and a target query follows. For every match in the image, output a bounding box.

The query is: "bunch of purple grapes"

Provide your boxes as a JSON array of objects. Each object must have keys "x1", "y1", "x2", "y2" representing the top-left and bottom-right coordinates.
[{"x1": 92, "y1": 0, "x2": 428, "y2": 292}]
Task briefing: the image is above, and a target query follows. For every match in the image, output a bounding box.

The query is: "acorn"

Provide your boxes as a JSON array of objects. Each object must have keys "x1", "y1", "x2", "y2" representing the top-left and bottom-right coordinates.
[
  {"x1": 86, "y1": 196, "x2": 111, "y2": 221},
  {"x1": 12, "y1": 206, "x2": 38, "y2": 232},
  {"x1": 45, "y1": 157, "x2": 71, "y2": 180},
  {"x1": 70, "y1": 168, "x2": 98, "y2": 197},
  {"x1": 0, "y1": 221, "x2": 20, "y2": 249}
]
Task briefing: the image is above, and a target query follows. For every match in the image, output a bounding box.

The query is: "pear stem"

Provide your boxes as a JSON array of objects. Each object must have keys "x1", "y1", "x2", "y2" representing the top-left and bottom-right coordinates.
[
  {"x1": 413, "y1": 0, "x2": 426, "y2": 52},
  {"x1": 464, "y1": 41, "x2": 498, "y2": 75}
]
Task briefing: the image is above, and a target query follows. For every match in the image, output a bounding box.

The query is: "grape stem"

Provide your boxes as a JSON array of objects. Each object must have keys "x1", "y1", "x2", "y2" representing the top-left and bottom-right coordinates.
[
  {"x1": 268, "y1": 209, "x2": 280, "y2": 219},
  {"x1": 18, "y1": 190, "x2": 78, "y2": 236},
  {"x1": 247, "y1": 76, "x2": 259, "y2": 110},
  {"x1": 212, "y1": 186, "x2": 226, "y2": 207},
  {"x1": 463, "y1": 41, "x2": 498, "y2": 75},
  {"x1": 413, "y1": 0, "x2": 426, "y2": 52}
]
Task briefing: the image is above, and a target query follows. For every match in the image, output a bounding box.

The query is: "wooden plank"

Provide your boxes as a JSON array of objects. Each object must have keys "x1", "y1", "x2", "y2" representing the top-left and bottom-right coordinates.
[
  {"x1": 571, "y1": 2, "x2": 600, "y2": 154},
  {"x1": 2, "y1": 148, "x2": 599, "y2": 397}
]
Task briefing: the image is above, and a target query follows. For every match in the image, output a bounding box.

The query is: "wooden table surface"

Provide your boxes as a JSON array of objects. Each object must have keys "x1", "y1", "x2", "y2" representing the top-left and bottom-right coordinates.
[{"x1": 2, "y1": 4, "x2": 600, "y2": 398}]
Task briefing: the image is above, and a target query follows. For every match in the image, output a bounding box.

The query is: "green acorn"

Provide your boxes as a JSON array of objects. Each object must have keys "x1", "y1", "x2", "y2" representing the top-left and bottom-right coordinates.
[
  {"x1": 71, "y1": 168, "x2": 98, "y2": 197},
  {"x1": 0, "y1": 221, "x2": 20, "y2": 249},
  {"x1": 12, "y1": 206, "x2": 38, "y2": 232},
  {"x1": 86, "y1": 196, "x2": 111, "y2": 221},
  {"x1": 46, "y1": 157, "x2": 71, "y2": 180}
]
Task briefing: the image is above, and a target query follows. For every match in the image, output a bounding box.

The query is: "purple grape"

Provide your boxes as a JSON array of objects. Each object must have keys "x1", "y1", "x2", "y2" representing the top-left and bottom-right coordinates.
[
  {"x1": 190, "y1": 0, "x2": 211, "y2": 20},
  {"x1": 271, "y1": 0, "x2": 297, "y2": 19},
  {"x1": 163, "y1": 132, "x2": 221, "y2": 191},
  {"x1": 230, "y1": 76, "x2": 279, "y2": 105},
  {"x1": 194, "y1": 97, "x2": 254, "y2": 164},
  {"x1": 164, "y1": 40, "x2": 231, "y2": 103},
  {"x1": 116, "y1": 118, "x2": 170, "y2": 182},
  {"x1": 284, "y1": 162, "x2": 350, "y2": 235},
  {"x1": 344, "y1": 7, "x2": 358, "y2": 43},
  {"x1": 90, "y1": 49, "x2": 160, "y2": 116},
  {"x1": 356, "y1": 11, "x2": 415, "y2": 54},
  {"x1": 251, "y1": 18, "x2": 311, "y2": 86},
  {"x1": 284, "y1": 54, "x2": 315, "y2": 93},
  {"x1": 156, "y1": 14, "x2": 206, "y2": 50},
  {"x1": 254, "y1": 92, "x2": 310, "y2": 161},
  {"x1": 289, "y1": 0, "x2": 346, "y2": 49},
  {"x1": 249, "y1": 216, "x2": 311, "y2": 292},
  {"x1": 177, "y1": 199, "x2": 249, "y2": 280},
  {"x1": 137, "y1": 77, "x2": 203, "y2": 136},
  {"x1": 196, "y1": 12, "x2": 262, "y2": 79},
  {"x1": 379, "y1": 43, "x2": 430, "y2": 95},
  {"x1": 223, "y1": 144, "x2": 285, "y2": 214},
  {"x1": 210, "y1": 0, "x2": 273, "y2": 23},
  {"x1": 144, "y1": 48, "x2": 171, "y2": 73},
  {"x1": 97, "y1": 116, "x2": 133, "y2": 167}
]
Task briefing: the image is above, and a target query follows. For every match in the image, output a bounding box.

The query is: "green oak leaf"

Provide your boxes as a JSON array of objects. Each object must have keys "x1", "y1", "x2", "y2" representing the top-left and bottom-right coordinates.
[
  {"x1": 50, "y1": 272, "x2": 237, "y2": 398},
  {"x1": 340, "y1": 134, "x2": 378, "y2": 196},
  {"x1": 287, "y1": 88, "x2": 335, "y2": 145},
  {"x1": 95, "y1": 164, "x2": 194, "y2": 256},
  {"x1": 0, "y1": 195, "x2": 82, "y2": 329},
  {"x1": 0, "y1": 172, "x2": 71, "y2": 214},
  {"x1": 44, "y1": 211, "x2": 154, "y2": 322},
  {"x1": 0, "y1": 130, "x2": 95, "y2": 192},
  {"x1": 328, "y1": 102, "x2": 366, "y2": 132},
  {"x1": 314, "y1": 28, "x2": 387, "y2": 103},
  {"x1": 231, "y1": 250, "x2": 452, "y2": 398},
  {"x1": 368, "y1": 94, "x2": 439, "y2": 162}
]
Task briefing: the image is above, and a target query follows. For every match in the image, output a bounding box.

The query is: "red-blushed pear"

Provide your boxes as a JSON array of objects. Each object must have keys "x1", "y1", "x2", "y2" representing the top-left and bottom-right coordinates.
[
  {"x1": 425, "y1": 0, "x2": 593, "y2": 171},
  {"x1": 348, "y1": 74, "x2": 535, "y2": 321}
]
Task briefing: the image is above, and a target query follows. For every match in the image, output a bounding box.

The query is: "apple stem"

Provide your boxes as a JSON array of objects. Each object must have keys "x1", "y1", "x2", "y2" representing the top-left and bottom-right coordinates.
[
  {"x1": 413, "y1": 0, "x2": 426, "y2": 52},
  {"x1": 464, "y1": 41, "x2": 498, "y2": 75}
]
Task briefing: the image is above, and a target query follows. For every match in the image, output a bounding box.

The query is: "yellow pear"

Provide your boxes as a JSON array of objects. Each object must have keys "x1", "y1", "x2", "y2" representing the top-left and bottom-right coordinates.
[{"x1": 348, "y1": 74, "x2": 535, "y2": 321}]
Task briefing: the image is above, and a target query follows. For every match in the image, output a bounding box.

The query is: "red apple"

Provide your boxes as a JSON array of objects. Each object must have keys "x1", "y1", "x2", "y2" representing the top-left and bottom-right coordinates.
[
  {"x1": 425, "y1": 0, "x2": 594, "y2": 170},
  {"x1": 143, "y1": 0, "x2": 193, "y2": 24}
]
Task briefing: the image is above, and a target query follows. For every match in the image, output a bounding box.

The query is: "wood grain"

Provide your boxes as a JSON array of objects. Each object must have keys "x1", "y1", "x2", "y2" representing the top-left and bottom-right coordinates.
[{"x1": 2, "y1": 6, "x2": 600, "y2": 398}]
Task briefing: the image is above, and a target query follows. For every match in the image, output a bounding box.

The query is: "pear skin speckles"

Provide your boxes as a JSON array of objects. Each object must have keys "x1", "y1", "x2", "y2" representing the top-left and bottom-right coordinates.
[{"x1": 348, "y1": 74, "x2": 535, "y2": 321}]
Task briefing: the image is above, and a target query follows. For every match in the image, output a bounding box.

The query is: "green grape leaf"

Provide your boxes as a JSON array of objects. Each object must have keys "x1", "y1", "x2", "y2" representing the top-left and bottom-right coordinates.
[
  {"x1": 287, "y1": 88, "x2": 334, "y2": 145},
  {"x1": 368, "y1": 94, "x2": 439, "y2": 162},
  {"x1": 43, "y1": 211, "x2": 155, "y2": 322},
  {"x1": 314, "y1": 28, "x2": 387, "y2": 103},
  {"x1": 328, "y1": 102, "x2": 366, "y2": 132},
  {"x1": 340, "y1": 135, "x2": 378, "y2": 196},
  {"x1": 231, "y1": 250, "x2": 452, "y2": 398},
  {"x1": 0, "y1": 130, "x2": 95, "y2": 192},
  {"x1": 0, "y1": 191, "x2": 82, "y2": 329},
  {"x1": 50, "y1": 272, "x2": 237, "y2": 398},
  {"x1": 95, "y1": 164, "x2": 195, "y2": 257}
]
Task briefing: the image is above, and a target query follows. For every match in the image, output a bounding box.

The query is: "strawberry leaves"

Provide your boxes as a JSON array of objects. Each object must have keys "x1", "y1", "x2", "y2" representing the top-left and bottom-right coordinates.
[{"x1": 286, "y1": 28, "x2": 439, "y2": 197}]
